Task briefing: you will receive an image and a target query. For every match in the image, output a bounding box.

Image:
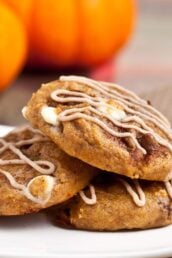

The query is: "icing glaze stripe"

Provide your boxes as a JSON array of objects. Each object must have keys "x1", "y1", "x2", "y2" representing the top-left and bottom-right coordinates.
[
  {"x1": 79, "y1": 176, "x2": 172, "y2": 207},
  {"x1": 117, "y1": 178, "x2": 146, "y2": 207},
  {"x1": 46, "y1": 76, "x2": 172, "y2": 154},
  {"x1": 79, "y1": 184, "x2": 97, "y2": 205},
  {"x1": 58, "y1": 107, "x2": 146, "y2": 153},
  {"x1": 60, "y1": 76, "x2": 170, "y2": 127},
  {"x1": 0, "y1": 126, "x2": 56, "y2": 205}
]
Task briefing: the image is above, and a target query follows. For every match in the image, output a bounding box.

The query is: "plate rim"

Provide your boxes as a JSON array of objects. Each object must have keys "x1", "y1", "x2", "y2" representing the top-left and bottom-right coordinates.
[{"x1": 0, "y1": 125, "x2": 172, "y2": 258}]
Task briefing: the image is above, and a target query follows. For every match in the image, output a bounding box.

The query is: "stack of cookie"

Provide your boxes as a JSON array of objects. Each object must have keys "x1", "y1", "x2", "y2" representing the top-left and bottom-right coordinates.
[{"x1": 0, "y1": 76, "x2": 172, "y2": 231}]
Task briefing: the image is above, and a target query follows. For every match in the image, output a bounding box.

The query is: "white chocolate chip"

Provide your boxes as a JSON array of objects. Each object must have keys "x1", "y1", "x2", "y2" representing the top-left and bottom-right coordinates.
[
  {"x1": 97, "y1": 105, "x2": 126, "y2": 121},
  {"x1": 43, "y1": 175, "x2": 55, "y2": 196},
  {"x1": 28, "y1": 175, "x2": 55, "y2": 196},
  {"x1": 26, "y1": 175, "x2": 55, "y2": 204},
  {"x1": 22, "y1": 106, "x2": 28, "y2": 119},
  {"x1": 41, "y1": 106, "x2": 60, "y2": 126}
]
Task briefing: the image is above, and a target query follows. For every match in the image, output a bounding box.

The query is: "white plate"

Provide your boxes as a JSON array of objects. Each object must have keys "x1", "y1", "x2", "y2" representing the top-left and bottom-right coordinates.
[{"x1": 0, "y1": 125, "x2": 172, "y2": 258}]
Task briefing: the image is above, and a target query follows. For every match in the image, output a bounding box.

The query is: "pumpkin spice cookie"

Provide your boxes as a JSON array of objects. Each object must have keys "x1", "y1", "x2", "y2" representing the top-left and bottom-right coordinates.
[
  {"x1": 23, "y1": 75, "x2": 172, "y2": 181},
  {"x1": 0, "y1": 126, "x2": 97, "y2": 215},
  {"x1": 53, "y1": 173, "x2": 172, "y2": 231}
]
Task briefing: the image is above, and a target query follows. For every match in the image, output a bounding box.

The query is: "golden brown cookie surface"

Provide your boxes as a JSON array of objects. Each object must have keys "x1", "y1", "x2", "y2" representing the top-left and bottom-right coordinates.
[
  {"x1": 23, "y1": 75, "x2": 172, "y2": 181},
  {"x1": 0, "y1": 126, "x2": 97, "y2": 215},
  {"x1": 53, "y1": 174, "x2": 172, "y2": 231}
]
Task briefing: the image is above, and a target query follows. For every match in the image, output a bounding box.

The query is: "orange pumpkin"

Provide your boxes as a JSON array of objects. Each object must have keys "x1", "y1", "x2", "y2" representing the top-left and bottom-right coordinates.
[
  {"x1": 0, "y1": 1, "x2": 27, "y2": 91},
  {"x1": 3, "y1": 0, "x2": 135, "y2": 69},
  {"x1": 29, "y1": 0, "x2": 135, "y2": 68},
  {"x1": 2, "y1": 0, "x2": 32, "y2": 26}
]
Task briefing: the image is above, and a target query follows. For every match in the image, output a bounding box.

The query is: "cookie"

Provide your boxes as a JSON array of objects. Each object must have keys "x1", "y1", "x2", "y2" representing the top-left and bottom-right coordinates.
[
  {"x1": 23, "y1": 75, "x2": 172, "y2": 181},
  {"x1": 0, "y1": 126, "x2": 97, "y2": 215},
  {"x1": 53, "y1": 173, "x2": 172, "y2": 231}
]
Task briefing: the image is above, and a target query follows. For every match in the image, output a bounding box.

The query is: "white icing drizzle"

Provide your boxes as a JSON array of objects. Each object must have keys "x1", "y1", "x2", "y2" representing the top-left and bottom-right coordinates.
[
  {"x1": 79, "y1": 177, "x2": 146, "y2": 207},
  {"x1": 0, "y1": 139, "x2": 55, "y2": 175},
  {"x1": 117, "y1": 178, "x2": 146, "y2": 207},
  {"x1": 58, "y1": 107, "x2": 146, "y2": 153},
  {"x1": 61, "y1": 76, "x2": 170, "y2": 129},
  {"x1": 81, "y1": 176, "x2": 172, "y2": 207},
  {"x1": 79, "y1": 176, "x2": 172, "y2": 207},
  {"x1": 103, "y1": 81, "x2": 170, "y2": 129},
  {"x1": 0, "y1": 127, "x2": 56, "y2": 205},
  {"x1": 48, "y1": 75, "x2": 172, "y2": 154},
  {"x1": 79, "y1": 184, "x2": 97, "y2": 205}
]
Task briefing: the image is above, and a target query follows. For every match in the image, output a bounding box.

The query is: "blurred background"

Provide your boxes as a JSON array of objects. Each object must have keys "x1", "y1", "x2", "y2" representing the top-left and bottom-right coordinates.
[{"x1": 0, "y1": 0, "x2": 171, "y2": 125}]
